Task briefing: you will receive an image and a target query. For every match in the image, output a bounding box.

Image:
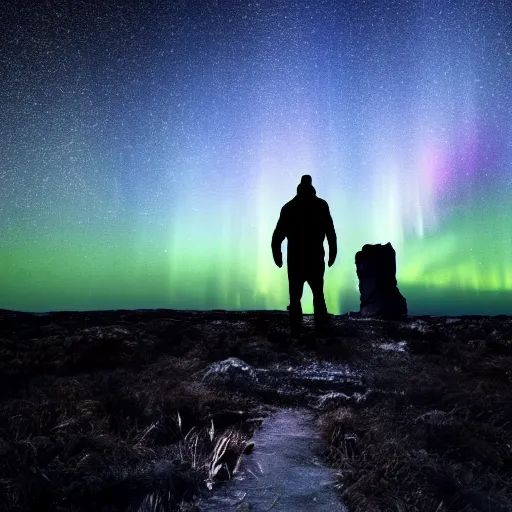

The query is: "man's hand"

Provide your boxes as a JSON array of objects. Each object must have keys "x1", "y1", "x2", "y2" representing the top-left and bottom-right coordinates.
[
  {"x1": 274, "y1": 254, "x2": 283, "y2": 268},
  {"x1": 328, "y1": 253, "x2": 336, "y2": 267}
]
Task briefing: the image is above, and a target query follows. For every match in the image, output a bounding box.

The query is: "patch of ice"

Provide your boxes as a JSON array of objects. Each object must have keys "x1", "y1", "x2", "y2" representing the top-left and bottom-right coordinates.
[
  {"x1": 446, "y1": 318, "x2": 461, "y2": 324},
  {"x1": 113, "y1": 327, "x2": 131, "y2": 335},
  {"x1": 406, "y1": 320, "x2": 428, "y2": 332},
  {"x1": 205, "y1": 358, "x2": 254, "y2": 375},
  {"x1": 315, "y1": 390, "x2": 368, "y2": 408},
  {"x1": 291, "y1": 361, "x2": 361, "y2": 381},
  {"x1": 377, "y1": 341, "x2": 407, "y2": 352}
]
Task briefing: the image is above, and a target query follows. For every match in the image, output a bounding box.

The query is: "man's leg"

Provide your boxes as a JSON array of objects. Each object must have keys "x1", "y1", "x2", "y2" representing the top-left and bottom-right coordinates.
[
  {"x1": 307, "y1": 262, "x2": 329, "y2": 334},
  {"x1": 288, "y1": 266, "x2": 305, "y2": 336}
]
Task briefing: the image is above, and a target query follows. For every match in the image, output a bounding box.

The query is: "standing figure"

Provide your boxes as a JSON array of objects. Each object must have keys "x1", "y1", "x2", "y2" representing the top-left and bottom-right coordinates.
[{"x1": 271, "y1": 175, "x2": 337, "y2": 336}]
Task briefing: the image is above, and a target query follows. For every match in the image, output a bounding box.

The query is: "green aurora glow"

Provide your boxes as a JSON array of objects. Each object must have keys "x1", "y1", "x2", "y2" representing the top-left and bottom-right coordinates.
[{"x1": 1, "y1": 0, "x2": 511, "y2": 315}]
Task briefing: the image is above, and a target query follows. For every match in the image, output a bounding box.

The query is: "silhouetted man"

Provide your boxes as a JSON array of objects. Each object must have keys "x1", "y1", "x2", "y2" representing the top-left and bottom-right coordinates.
[{"x1": 271, "y1": 175, "x2": 337, "y2": 336}]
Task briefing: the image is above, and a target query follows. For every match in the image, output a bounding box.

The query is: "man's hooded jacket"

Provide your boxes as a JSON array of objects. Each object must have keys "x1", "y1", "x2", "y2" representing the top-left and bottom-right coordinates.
[{"x1": 271, "y1": 175, "x2": 337, "y2": 268}]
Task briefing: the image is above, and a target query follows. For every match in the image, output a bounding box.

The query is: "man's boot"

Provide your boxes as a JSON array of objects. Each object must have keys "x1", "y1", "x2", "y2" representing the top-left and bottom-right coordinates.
[{"x1": 314, "y1": 311, "x2": 330, "y2": 337}]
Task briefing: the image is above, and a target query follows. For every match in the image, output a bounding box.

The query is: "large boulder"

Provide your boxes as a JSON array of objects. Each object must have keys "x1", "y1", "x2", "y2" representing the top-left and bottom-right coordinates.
[
  {"x1": 355, "y1": 243, "x2": 407, "y2": 317},
  {"x1": 202, "y1": 357, "x2": 259, "y2": 390}
]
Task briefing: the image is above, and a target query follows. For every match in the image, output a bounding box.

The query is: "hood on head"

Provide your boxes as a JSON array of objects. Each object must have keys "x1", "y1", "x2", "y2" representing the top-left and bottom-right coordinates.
[{"x1": 297, "y1": 174, "x2": 316, "y2": 196}]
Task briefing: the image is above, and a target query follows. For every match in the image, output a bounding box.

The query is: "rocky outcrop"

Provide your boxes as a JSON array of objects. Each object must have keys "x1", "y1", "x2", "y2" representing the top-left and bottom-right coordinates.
[
  {"x1": 203, "y1": 358, "x2": 259, "y2": 390},
  {"x1": 355, "y1": 243, "x2": 407, "y2": 317}
]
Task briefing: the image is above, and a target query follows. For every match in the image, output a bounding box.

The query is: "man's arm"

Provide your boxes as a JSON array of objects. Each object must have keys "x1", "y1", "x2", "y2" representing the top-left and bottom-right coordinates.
[
  {"x1": 325, "y1": 204, "x2": 337, "y2": 267},
  {"x1": 271, "y1": 208, "x2": 287, "y2": 268}
]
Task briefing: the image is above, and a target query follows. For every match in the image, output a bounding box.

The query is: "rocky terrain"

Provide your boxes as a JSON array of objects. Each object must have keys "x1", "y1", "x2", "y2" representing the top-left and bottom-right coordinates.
[{"x1": 1, "y1": 308, "x2": 512, "y2": 511}]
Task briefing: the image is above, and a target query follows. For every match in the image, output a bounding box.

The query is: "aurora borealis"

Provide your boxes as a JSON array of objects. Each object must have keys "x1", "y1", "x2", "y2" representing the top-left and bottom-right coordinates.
[{"x1": 1, "y1": 0, "x2": 511, "y2": 315}]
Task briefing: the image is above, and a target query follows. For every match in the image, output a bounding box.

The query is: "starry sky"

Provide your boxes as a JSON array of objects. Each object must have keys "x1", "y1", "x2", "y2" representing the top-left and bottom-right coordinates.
[{"x1": 1, "y1": 0, "x2": 511, "y2": 315}]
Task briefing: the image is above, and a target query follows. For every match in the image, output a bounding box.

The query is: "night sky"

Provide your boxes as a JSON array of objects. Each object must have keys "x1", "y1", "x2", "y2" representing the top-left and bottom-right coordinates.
[{"x1": 1, "y1": 0, "x2": 511, "y2": 315}]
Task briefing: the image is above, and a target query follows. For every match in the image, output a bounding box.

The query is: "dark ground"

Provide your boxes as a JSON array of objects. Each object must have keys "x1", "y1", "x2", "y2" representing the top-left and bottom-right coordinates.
[{"x1": 1, "y1": 309, "x2": 511, "y2": 511}]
